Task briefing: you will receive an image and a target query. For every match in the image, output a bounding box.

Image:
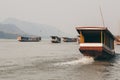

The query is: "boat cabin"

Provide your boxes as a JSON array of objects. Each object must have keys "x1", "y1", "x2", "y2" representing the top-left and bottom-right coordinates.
[
  {"x1": 76, "y1": 27, "x2": 115, "y2": 49},
  {"x1": 76, "y1": 27, "x2": 115, "y2": 59}
]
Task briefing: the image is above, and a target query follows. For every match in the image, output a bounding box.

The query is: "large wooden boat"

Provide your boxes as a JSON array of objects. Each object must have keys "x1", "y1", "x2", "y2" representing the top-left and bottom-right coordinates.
[
  {"x1": 76, "y1": 27, "x2": 115, "y2": 60},
  {"x1": 51, "y1": 36, "x2": 61, "y2": 43},
  {"x1": 17, "y1": 36, "x2": 41, "y2": 42},
  {"x1": 62, "y1": 37, "x2": 77, "y2": 42}
]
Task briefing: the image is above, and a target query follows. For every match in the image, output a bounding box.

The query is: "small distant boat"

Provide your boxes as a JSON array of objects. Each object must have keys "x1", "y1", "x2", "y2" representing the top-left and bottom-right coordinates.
[
  {"x1": 17, "y1": 36, "x2": 41, "y2": 42},
  {"x1": 76, "y1": 27, "x2": 115, "y2": 60},
  {"x1": 77, "y1": 35, "x2": 80, "y2": 44},
  {"x1": 51, "y1": 36, "x2": 61, "y2": 43},
  {"x1": 62, "y1": 37, "x2": 77, "y2": 42},
  {"x1": 115, "y1": 41, "x2": 120, "y2": 45},
  {"x1": 115, "y1": 36, "x2": 120, "y2": 45}
]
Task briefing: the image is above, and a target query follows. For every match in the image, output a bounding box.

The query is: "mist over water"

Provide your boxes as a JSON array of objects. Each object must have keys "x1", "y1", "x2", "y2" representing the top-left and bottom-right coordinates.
[{"x1": 0, "y1": 39, "x2": 120, "y2": 80}]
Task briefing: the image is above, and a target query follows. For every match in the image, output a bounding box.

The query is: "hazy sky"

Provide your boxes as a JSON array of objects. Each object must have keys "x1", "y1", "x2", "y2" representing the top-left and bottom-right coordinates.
[{"x1": 0, "y1": 0, "x2": 120, "y2": 35}]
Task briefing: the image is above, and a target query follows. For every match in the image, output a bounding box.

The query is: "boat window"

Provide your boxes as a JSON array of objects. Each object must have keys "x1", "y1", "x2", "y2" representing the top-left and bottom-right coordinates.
[
  {"x1": 104, "y1": 33, "x2": 114, "y2": 49},
  {"x1": 82, "y1": 31, "x2": 101, "y2": 43}
]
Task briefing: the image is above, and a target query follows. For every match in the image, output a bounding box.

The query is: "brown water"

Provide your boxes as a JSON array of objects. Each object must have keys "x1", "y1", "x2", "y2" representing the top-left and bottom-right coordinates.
[{"x1": 0, "y1": 39, "x2": 120, "y2": 80}]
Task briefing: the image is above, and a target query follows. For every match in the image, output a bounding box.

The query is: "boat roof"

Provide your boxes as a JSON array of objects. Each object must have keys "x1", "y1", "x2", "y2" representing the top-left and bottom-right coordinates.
[
  {"x1": 76, "y1": 26, "x2": 115, "y2": 39},
  {"x1": 51, "y1": 36, "x2": 60, "y2": 38},
  {"x1": 62, "y1": 37, "x2": 77, "y2": 39},
  {"x1": 76, "y1": 26, "x2": 107, "y2": 30}
]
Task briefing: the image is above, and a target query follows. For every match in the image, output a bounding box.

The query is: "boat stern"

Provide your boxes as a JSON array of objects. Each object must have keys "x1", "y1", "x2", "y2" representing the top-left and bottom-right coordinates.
[
  {"x1": 79, "y1": 43, "x2": 115, "y2": 59},
  {"x1": 79, "y1": 43, "x2": 103, "y2": 58}
]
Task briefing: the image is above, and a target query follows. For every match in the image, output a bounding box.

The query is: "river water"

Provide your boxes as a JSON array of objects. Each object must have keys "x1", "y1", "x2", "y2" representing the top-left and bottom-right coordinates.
[{"x1": 0, "y1": 39, "x2": 120, "y2": 80}]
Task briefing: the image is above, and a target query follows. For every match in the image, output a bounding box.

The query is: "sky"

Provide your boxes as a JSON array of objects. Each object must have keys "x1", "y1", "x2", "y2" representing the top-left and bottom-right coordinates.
[{"x1": 0, "y1": 0, "x2": 120, "y2": 36}]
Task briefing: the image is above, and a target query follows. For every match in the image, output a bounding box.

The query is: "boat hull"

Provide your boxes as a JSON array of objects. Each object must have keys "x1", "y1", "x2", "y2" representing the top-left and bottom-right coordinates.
[
  {"x1": 79, "y1": 43, "x2": 115, "y2": 60},
  {"x1": 18, "y1": 40, "x2": 40, "y2": 42},
  {"x1": 51, "y1": 41, "x2": 61, "y2": 43}
]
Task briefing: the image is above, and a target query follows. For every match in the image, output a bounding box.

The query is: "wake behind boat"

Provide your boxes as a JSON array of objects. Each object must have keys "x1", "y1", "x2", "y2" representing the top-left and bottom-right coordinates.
[{"x1": 76, "y1": 27, "x2": 115, "y2": 60}]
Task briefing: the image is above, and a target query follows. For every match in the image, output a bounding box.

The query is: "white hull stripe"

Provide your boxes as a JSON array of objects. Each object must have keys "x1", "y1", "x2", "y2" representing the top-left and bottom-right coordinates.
[{"x1": 80, "y1": 43, "x2": 103, "y2": 47}]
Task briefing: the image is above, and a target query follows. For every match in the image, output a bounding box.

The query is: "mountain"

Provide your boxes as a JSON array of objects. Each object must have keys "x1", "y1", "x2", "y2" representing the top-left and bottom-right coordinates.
[
  {"x1": 0, "y1": 31, "x2": 19, "y2": 39},
  {"x1": 3, "y1": 18, "x2": 64, "y2": 38},
  {"x1": 0, "y1": 23, "x2": 28, "y2": 39},
  {"x1": 0, "y1": 23, "x2": 25, "y2": 35}
]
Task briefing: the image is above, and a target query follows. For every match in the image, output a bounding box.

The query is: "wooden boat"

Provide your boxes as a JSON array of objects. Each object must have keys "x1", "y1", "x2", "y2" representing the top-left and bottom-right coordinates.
[
  {"x1": 17, "y1": 36, "x2": 41, "y2": 42},
  {"x1": 77, "y1": 35, "x2": 80, "y2": 44},
  {"x1": 76, "y1": 27, "x2": 115, "y2": 60},
  {"x1": 51, "y1": 36, "x2": 61, "y2": 43},
  {"x1": 115, "y1": 41, "x2": 120, "y2": 45},
  {"x1": 114, "y1": 36, "x2": 120, "y2": 45},
  {"x1": 62, "y1": 37, "x2": 77, "y2": 42}
]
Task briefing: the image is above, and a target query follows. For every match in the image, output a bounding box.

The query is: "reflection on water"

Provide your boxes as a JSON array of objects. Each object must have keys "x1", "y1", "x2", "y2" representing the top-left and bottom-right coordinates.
[{"x1": 0, "y1": 39, "x2": 119, "y2": 80}]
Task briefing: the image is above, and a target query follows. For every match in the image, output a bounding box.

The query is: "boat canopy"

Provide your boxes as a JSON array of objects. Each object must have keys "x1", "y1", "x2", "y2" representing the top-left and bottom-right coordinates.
[
  {"x1": 76, "y1": 27, "x2": 115, "y2": 49},
  {"x1": 76, "y1": 27, "x2": 115, "y2": 39}
]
